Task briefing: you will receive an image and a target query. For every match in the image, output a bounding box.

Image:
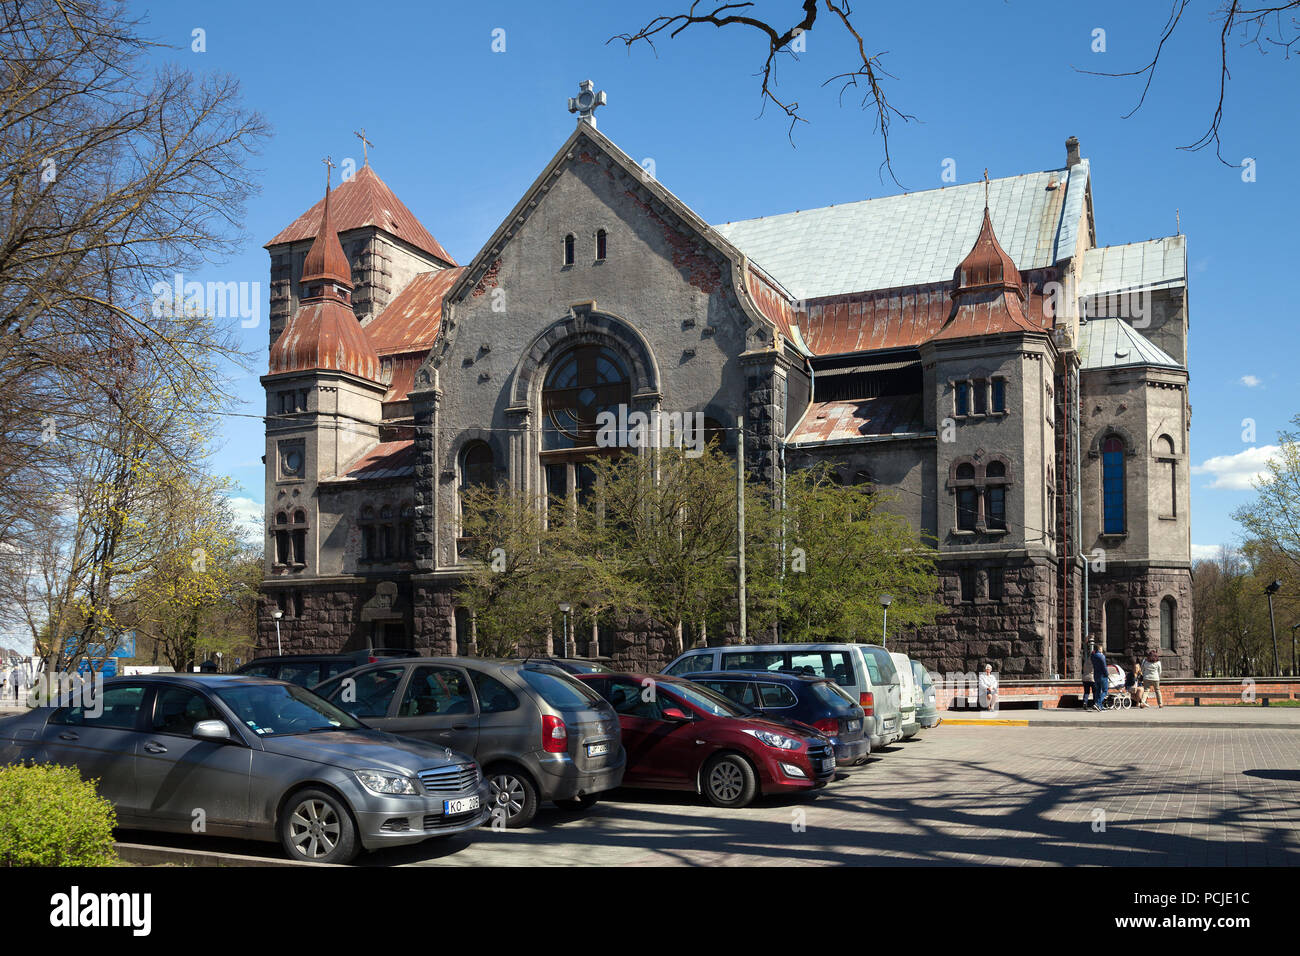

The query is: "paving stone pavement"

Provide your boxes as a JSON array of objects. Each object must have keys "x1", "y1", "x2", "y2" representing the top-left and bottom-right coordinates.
[
  {"x1": 117, "y1": 726, "x2": 1300, "y2": 866},
  {"x1": 375, "y1": 726, "x2": 1300, "y2": 867}
]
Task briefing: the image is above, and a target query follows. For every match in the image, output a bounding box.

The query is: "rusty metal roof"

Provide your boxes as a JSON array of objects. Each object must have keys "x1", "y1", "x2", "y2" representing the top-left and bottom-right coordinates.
[
  {"x1": 380, "y1": 353, "x2": 423, "y2": 405},
  {"x1": 789, "y1": 394, "x2": 928, "y2": 445},
  {"x1": 300, "y1": 184, "x2": 352, "y2": 288},
  {"x1": 335, "y1": 440, "x2": 416, "y2": 481},
  {"x1": 268, "y1": 298, "x2": 381, "y2": 382},
  {"x1": 364, "y1": 267, "x2": 464, "y2": 356},
  {"x1": 266, "y1": 164, "x2": 456, "y2": 266},
  {"x1": 744, "y1": 265, "x2": 797, "y2": 343}
]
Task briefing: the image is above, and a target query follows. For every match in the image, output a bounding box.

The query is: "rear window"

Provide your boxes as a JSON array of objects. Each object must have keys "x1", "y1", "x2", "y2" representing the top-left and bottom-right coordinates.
[
  {"x1": 519, "y1": 668, "x2": 605, "y2": 709},
  {"x1": 911, "y1": 660, "x2": 934, "y2": 690},
  {"x1": 863, "y1": 647, "x2": 898, "y2": 684},
  {"x1": 237, "y1": 662, "x2": 279, "y2": 679},
  {"x1": 811, "y1": 681, "x2": 857, "y2": 708},
  {"x1": 277, "y1": 661, "x2": 324, "y2": 688}
]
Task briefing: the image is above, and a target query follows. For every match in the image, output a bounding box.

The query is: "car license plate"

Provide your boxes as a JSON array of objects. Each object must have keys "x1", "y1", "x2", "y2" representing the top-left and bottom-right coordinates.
[
  {"x1": 847, "y1": 720, "x2": 861, "y2": 732},
  {"x1": 820, "y1": 758, "x2": 835, "y2": 773},
  {"x1": 443, "y1": 795, "x2": 480, "y2": 815},
  {"x1": 586, "y1": 742, "x2": 609, "y2": 758}
]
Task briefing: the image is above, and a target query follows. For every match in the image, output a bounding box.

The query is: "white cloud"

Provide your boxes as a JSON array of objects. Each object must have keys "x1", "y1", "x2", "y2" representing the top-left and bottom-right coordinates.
[
  {"x1": 1191, "y1": 445, "x2": 1279, "y2": 490},
  {"x1": 226, "y1": 495, "x2": 264, "y2": 544},
  {"x1": 1240, "y1": 375, "x2": 1262, "y2": 388},
  {"x1": 1191, "y1": 543, "x2": 1224, "y2": 562}
]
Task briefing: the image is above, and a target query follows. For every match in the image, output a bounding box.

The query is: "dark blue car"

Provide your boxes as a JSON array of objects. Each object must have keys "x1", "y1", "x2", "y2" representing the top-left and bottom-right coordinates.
[{"x1": 689, "y1": 670, "x2": 870, "y2": 765}]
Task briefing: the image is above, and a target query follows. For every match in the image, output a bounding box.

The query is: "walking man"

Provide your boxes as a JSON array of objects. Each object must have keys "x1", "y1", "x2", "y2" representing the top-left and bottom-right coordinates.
[{"x1": 1090, "y1": 642, "x2": 1109, "y2": 712}]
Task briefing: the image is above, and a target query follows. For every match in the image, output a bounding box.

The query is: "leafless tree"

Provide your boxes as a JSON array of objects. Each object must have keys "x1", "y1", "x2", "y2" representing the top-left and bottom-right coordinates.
[
  {"x1": 610, "y1": 1, "x2": 913, "y2": 183},
  {"x1": 1078, "y1": 1, "x2": 1300, "y2": 165},
  {"x1": 0, "y1": 0, "x2": 267, "y2": 605}
]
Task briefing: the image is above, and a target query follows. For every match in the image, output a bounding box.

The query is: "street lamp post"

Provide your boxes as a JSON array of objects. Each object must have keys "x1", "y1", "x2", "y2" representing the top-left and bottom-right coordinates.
[
  {"x1": 558, "y1": 603, "x2": 571, "y2": 658},
  {"x1": 1265, "y1": 580, "x2": 1282, "y2": 676},
  {"x1": 880, "y1": 594, "x2": 892, "y2": 646},
  {"x1": 272, "y1": 609, "x2": 283, "y2": 656}
]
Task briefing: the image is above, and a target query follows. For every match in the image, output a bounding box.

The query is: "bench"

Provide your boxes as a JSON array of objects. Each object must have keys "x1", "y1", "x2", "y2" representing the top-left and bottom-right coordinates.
[
  {"x1": 1174, "y1": 691, "x2": 1294, "y2": 707},
  {"x1": 951, "y1": 693, "x2": 1054, "y2": 711}
]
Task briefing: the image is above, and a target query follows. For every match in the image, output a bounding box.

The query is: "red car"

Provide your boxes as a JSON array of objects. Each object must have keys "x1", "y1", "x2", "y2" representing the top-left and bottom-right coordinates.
[{"x1": 577, "y1": 672, "x2": 836, "y2": 808}]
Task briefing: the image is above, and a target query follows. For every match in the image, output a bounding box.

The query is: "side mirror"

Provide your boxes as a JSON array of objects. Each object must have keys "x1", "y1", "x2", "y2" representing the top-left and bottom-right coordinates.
[
  {"x1": 193, "y1": 719, "x2": 232, "y2": 742},
  {"x1": 662, "y1": 707, "x2": 691, "y2": 722}
]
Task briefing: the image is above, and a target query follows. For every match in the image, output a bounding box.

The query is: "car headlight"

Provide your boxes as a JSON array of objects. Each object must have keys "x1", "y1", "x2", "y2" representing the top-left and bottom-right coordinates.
[
  {"x1": 742, "y1": 729, "x2": 803, "y2": 750},
  {"x1": 355, "y1": 770, "x2": 419, "y2": 795}
]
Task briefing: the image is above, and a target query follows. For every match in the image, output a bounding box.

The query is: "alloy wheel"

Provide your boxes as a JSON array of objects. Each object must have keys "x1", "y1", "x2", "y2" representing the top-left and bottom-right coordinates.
[
  {"x1": 288, "y1": 798, "x2": 340, "y2": 859},
  {"x1": 490, "y1": 773, "x2": 525, "y2": 819}
]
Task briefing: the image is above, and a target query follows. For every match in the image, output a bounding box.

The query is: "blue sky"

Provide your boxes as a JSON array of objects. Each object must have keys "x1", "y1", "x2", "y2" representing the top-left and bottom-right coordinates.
[{"x1": 136, "y1": 0, "x2": 1298, "y2": 557}]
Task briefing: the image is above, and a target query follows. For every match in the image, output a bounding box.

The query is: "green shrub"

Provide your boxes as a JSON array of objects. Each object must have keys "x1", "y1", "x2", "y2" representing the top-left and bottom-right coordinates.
[{"x1": 0, "y1": 763, "x2": 118, "y2": 866}]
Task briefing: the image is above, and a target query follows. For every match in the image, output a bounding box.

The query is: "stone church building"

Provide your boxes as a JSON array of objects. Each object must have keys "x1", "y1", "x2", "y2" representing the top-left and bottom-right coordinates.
[{"x1": 259, "y1": 85, "x2": 1193, "y2": 679}]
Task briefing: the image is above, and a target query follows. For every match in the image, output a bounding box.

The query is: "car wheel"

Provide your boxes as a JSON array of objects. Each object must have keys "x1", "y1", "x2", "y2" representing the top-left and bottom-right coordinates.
[
  {"x1": 554, "y1": 793, "x2": 599, "y2": 811},
  {"x1": 486, "y1": 765, "x2": 539, "y2": 828},
  {"x1": 703, "y1": 753, "x2": 758, "y2": 808},
  {"x1": 278, "y1": 788, "x2": 359, "y2": 864}
]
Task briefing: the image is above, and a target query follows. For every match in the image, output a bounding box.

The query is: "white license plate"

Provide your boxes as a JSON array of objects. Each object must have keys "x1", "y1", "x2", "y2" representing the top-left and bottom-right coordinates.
[
  {"x1": 443, "y1": 795, "x2": 480, "y2": 815},
  {"x1": 820, "y1": 759, "x2": 835, "y2": 773},
  {"x1": 847, "y1": 720, "x2": 861, "y2": 732},
  {"x1": 586, "y1": 742, "x2": 609, "y2": 758}
]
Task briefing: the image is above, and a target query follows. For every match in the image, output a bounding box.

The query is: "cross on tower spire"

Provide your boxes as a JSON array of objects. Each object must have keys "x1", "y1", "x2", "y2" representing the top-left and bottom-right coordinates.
[
  {"x1": 353, "y1": 128, "x2": 373, "y2": 165},
  {"x1": 983, "y1": 168, "x2": 990, "y2": 209},
  {"x1": 323, "y1": 155, "x2": 336, "y2": 190}
]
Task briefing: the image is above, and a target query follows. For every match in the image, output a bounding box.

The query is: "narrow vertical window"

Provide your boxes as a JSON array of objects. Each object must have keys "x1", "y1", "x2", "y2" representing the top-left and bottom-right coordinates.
[
  {"x1": 955, "y1": 463, "x2": 977, "y2": 531},
  {"x1": 992, "y1": 378, "x2": 1006, "y2": 413},
  {"x1": 291, "y1": 510, "x2": 307, "y2": 566},
  {"x1": 563, "y1": 233, "x2": 575, "y2": 266},
  {"x1": 959, "y1": 567, "x2": 977, "y2": 603},
  {"x1": 985, "y1": 461, "x2": 1007, "y2": 530},
  {"x1": 1102, "y1": 437, "x2": 1126, "y2": 534},
  {"x1": 973, "y1": 379, "x2": 988, "y2": 415},
  {"x1": 1160, "y1": 597, "x2": 1175, "y2": 650},
  {"x1": 1105, "y1": 599, "x2": 1126, "y2": 653},
  {"x1": 955, "y1": 382, "x2": 970, "y2": 416},
  {"x1": 595, "y1": 228, "x2": 607, "y2": 261},
  {"x1": 988, "y1": 566, "x2": 1004, "y2": 602}
]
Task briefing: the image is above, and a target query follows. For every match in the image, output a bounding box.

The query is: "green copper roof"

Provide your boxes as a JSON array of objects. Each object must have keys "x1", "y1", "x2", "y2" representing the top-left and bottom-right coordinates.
[
  {"x1": 1076, "y1": 316, "x2": 1183, "y2": 371},
  {"x1": 713, "y1": 161, "x2": 1090, "y2": 300},
  {"x1": 1080, "y1": 236, "x2": 1186, "y2": 295}
]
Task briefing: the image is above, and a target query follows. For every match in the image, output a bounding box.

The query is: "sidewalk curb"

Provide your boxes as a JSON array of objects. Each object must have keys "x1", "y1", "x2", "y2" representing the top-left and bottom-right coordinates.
[
  {"x1": 114, "y1": 841, "x2": 342, "y2": 868},
  {"x1": 940, "y1": 717, "x2": 1300, "y2": 730}
]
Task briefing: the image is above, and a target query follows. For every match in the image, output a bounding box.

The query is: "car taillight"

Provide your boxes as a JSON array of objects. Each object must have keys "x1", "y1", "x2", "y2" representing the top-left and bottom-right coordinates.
[
  {"x1": 367, "y1": 656, "x2": 379, "y2": 664},
  {"x1": 542, "y1": 714, "x2": 568, "y2": 753},
  {"x1": 813, "y1": 718, "x2": 839, "y2": 736},
  {"x1": 859, "y1": 692, "x2": 874, "y2": 716}
]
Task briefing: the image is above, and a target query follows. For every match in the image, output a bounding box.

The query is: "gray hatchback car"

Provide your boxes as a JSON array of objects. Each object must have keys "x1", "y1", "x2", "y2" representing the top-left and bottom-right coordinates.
[
  {"x1": 312, "y1": 658, "x2": 625, "y2": 828},
  {"x1": 0, "y1": 674, "x2": 490, "y2": 864}
]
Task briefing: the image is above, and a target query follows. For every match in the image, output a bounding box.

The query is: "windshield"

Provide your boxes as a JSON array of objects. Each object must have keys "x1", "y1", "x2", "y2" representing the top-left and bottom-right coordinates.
[
  {"x1": 214, "y1": 682, "x2": 363, "y2": 737},
  {"x1": 667, "y1": 680, "x2": 749, "y2": 718},
  {"x1": 520, "y1": 667, "x2": 606, "y2": 709}
]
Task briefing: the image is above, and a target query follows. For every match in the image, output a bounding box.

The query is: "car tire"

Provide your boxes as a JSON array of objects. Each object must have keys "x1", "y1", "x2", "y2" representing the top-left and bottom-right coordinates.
[
  {"x1": 702, "y1": 753, "x2": 758, "y2": 809},
  {"x1": 278, "y1": 788, "x2": 359, "y2": 865},
  {"x1": 554, "y1": 793, "x2": 599, "y2": 811},
  {"x1": 485, "y1": 764, "x2": 539, "y2": 828}
]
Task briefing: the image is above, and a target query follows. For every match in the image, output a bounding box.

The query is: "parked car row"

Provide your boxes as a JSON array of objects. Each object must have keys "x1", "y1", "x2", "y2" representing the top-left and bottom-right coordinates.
[{"x1": 0, "y1": 643, "x2": 941, "y2": 866}]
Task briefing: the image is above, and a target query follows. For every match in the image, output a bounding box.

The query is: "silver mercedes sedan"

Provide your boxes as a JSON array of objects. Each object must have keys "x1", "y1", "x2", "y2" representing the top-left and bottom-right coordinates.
[{"x1": 0, "y1": 674, "x2": 490, "y2": 864}]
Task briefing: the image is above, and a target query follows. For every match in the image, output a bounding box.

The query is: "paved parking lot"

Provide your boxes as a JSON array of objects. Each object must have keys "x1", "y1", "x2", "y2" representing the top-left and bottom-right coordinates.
[{"x1": 123, "y1": 725, "x2": 1300, "y2": 866}]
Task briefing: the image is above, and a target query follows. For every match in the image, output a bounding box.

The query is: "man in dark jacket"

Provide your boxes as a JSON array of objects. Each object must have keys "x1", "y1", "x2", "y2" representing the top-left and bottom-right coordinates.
[{"x1": 1090, "y1": 643, "x2": 1109, "y2": 712}]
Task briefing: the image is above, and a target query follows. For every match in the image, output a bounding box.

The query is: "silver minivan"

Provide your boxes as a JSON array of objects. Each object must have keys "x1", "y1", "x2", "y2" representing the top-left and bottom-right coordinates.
[{"x1": 662, "y1": 643, "x2": 903, "y2": 749}]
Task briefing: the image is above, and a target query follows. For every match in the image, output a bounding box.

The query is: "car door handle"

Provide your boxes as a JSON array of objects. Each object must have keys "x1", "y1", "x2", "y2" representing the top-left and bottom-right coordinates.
[
  {"x1": 58, "y1": 732, "x2": 78, "y2": 741},
  {"x1": 439, "y1": 724, "x2": 470, "y2": 733},
  {"x1": 144, "y1": 742, "x2": 167, "y2": 754}
]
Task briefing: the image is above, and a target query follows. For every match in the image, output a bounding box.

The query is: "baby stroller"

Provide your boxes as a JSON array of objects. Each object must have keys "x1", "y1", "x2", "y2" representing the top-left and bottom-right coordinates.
[{"x1": 1099, "y1": 663, "x2": 1134, "y2": 709}]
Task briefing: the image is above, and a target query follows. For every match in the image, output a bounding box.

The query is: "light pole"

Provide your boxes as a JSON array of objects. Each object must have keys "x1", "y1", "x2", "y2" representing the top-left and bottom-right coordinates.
[
  {"x1": 1265, "y1": 580, "x2": 1281, "y2": 676},
  {"x1": 558, "y1": 603, "x2": 571, "y2": 658},
  {"x1": 272, "y1": 609, "x2": 283, "y2": 656},
  {"x1": 880, "y1": 594, "x2": 892, "y2": 646}
]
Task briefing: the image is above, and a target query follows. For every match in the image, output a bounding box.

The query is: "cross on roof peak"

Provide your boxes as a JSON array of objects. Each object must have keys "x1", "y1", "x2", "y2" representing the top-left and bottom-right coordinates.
[
  {"x1": 323, "y1": 155, "x2": 336, "y2": 190},
  {"x1": 567, "y1": 79, "x2": 606, "y2": 129},
  {"x1": 353, "y1": 128, "x2": 373, "y2": 165}
]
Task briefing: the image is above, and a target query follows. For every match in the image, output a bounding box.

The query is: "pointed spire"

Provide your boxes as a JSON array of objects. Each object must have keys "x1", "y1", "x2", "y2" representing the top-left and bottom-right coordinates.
[
  {"x1": 951, "y1": 200, "x2": 1022, "y2": 299},
  {"x1": 300, "y1": 157, "x2": 352, "y2": 292}
]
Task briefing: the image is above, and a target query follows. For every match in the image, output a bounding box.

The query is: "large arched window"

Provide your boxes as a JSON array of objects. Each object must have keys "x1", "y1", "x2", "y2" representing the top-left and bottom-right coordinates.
[
  {"x1": 1102, "y1": 436, "x2": 1126, "y2": 534},
  {"x1": 1160, "y1": 597, "x2": 1175, "y2": 650},
  {"x1": 462, "y1": 442, "x2": 495, "y2": 490},
  {"x1": 1105, "y1": 598, "x2": 1126, "y2": 653},
  {"x1": 542, "y1": 345, "x2": 630, "y2": 452}
]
